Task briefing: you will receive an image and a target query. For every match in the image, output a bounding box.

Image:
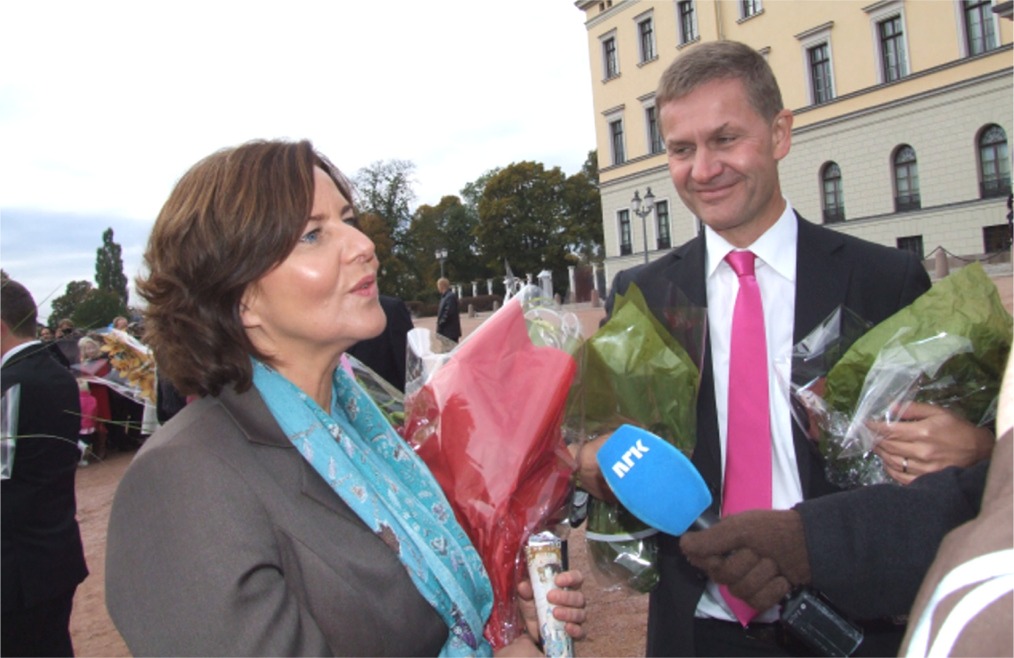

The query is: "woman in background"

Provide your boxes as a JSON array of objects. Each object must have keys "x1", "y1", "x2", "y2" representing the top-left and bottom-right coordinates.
[{"x1": 105, "y1": 139, "x2": 585, "y2": 656}]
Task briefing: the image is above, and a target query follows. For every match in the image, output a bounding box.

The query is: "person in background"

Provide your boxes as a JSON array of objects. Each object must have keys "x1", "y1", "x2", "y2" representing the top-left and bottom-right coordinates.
[
  {"x1": 39, "y1": 325, "x2": 71, "y2": 369},
  {"x1": 112, "y1": 316, "x2": 129, "y2": 331},
  {"x1": 573, "y1": 40, "x2": 993, "y2": 657},
  {"x1": 54, "y1": 318, "x2": 81, "y2": 366},
  {"x1": 347, "y1": 294, "x2": 414, "y2": 392},
  {"x1": 1, "y1": 280, "x2": 89, "y2": 656},
  {"x1": 105, "y1": 139, "x2": 586, "y2": 656},
  {"x1": 436, "y1": 277, "x2": 462, "y2": 343}
]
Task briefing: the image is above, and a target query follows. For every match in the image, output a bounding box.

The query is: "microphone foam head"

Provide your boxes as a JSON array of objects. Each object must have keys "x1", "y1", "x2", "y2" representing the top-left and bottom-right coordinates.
[{"x1": 596, "y1": 424, "x2": 712, "y2": 536}]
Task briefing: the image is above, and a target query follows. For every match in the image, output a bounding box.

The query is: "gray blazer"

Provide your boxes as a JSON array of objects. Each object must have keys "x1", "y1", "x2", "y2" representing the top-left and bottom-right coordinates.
[{"x1": 105, "y1": 385, "x2": 447, "y2": 657}]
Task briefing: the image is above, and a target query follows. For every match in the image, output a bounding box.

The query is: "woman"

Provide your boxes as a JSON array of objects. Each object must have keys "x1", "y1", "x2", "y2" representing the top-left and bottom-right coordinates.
[
  {"x1": 104, "y1": 139, "x2": 585, "y2": 656},
  {"x1": 75, "y1": 336, "x2": 110, "y2": 458}
]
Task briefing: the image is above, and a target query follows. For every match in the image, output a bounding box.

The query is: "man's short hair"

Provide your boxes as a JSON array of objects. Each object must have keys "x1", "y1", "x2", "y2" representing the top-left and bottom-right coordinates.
[
  {"x1": 1, "y1": 280, "x2": 39, "y2": 338},
  {"x1": 656, "y1": 40, "x2": 783, "y2": 122}
]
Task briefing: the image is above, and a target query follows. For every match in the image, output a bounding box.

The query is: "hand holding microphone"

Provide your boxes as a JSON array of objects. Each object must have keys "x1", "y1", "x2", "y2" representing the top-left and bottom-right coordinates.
[
  {"x1": 596, "y1": 425, "x2": 862, "y2": 656},
  {"x1": 679, "y1": 509, "x2": 811, "y2": 612}
]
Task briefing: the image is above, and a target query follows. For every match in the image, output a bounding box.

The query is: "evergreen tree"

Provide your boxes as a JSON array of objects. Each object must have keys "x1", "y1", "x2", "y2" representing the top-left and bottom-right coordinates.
[{"x1": 96, "y1": 227, "x2": 128, "y2": 306}]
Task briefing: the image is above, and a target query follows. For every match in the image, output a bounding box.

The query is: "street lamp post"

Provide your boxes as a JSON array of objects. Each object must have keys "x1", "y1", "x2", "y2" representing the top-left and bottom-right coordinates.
[
  {"x1": 631, "y1": 187, "x2": 655, "y2": 264},
  {"x1": 435, "y1": 247, "x2": 448, "y2": 279}
]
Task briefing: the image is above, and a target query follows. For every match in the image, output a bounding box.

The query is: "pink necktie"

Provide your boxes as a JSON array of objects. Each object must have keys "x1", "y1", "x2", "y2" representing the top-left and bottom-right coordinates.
[{"x1": 721, "y1": 250, "x2": 772, "y2": 626}]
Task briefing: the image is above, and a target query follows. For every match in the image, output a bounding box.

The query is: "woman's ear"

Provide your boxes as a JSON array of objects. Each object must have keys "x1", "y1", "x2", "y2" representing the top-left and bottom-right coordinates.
[{"x1": 239, "y1": 288, "x2": 260, "y2": 329}]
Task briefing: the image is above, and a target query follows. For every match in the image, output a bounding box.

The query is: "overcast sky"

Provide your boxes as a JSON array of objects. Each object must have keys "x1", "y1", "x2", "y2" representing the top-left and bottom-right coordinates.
[{"x1": 0, "y1": 1, "x2": 596, "y2": 323}]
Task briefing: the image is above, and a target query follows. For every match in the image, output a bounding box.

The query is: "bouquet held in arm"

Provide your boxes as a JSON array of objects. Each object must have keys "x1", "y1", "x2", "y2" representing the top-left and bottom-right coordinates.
[
  {"x1": 791, "y1": 262, "x2": 1012, "y2": 488},
  {"x1": 401, "y1": 293, "x2": 580, "y2": 649},
  {"x1": 564, "y1": 283, "x2": 705, "y2": 593}
]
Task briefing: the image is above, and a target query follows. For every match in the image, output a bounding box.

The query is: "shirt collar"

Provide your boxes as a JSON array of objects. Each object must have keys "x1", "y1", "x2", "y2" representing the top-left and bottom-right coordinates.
[
  {"x1": 704, "y1": 200, "x2": 797, "y2": 282},
  {"x1": 1, "y1": 340, "x2": 42, "y2": 368}
]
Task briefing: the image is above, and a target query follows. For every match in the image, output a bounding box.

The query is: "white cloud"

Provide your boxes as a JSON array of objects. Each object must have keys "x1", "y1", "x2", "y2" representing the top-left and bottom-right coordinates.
[{"x1": 0, "y1": 1, "x2": 595, "y2": 322}]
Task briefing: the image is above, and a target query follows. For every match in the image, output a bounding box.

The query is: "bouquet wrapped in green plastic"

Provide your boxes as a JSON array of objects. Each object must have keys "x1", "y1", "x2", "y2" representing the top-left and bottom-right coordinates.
[
  {"x1": 792, "y1": 262, "x2": 1012, "y2": 488},
  {"x1": 564, "y1": 283, "x2": 705, "y2": 593}
]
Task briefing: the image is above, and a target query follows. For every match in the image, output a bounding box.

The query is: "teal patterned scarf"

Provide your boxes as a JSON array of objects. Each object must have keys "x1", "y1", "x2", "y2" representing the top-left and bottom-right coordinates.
[{"x1": 251, "y1": 359, "x2": 493, "y2": 656}]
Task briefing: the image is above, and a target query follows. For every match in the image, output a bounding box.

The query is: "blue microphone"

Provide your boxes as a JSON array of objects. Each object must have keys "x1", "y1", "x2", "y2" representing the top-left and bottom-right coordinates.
[{"x1": 596, "y1": 424, "x2": 717, "y2": 535}]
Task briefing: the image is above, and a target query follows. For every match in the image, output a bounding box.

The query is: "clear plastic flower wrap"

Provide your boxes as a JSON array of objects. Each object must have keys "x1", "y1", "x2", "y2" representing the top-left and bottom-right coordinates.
[
  {"x1": 563, "y1": 282, "x2": 705, "y2": 593},
  {"x1": 401, "y1": 290, "x2": 580, "y2": 649},
  {"x1": 74, "y1": 328, "x2": 156, "y2": 406},
  {"x1": 790, "y1": 263, "x2": 1012, "y2": 488}
]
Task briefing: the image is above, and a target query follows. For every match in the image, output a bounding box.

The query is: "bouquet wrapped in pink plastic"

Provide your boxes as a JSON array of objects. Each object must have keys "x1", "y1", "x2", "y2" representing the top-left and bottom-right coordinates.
[{"x1": 401, "y1": 295, "x2": 579, "y2": 649}]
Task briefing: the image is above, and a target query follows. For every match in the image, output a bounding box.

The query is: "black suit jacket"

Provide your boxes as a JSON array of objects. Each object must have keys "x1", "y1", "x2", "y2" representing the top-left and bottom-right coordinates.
[
  {"x1": 347, "y1": 295, "x2": 414, "y2": 392},
  {"x1": 1, "y1": 343, "x2": 89, "y2": 611},
  {"x1": 436, "y1": 289, "x2": 462, "y2": 342},
  {"x1": 606, "y1": 215, "x2": 931, "y2": 656}
]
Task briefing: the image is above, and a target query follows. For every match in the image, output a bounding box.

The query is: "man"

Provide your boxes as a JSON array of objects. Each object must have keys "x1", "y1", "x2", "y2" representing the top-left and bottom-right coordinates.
[
  {"x1": 347, "y1": 294, "x2": 414, "y2": 392},
  {"x1": 575, "y1": 41, "x2": 991, "y2": 656},
  {"x1": 1, "y1": 280, "x2": 89, "y2": 656},
  {"x1": 435, "y1": 277, "x2": 461, "y2": 343}
]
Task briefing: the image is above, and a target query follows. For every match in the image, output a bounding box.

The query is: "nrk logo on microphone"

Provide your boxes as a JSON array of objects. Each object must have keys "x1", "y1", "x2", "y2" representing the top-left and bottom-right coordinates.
[
  {"x1": 609, "y1": 438, "x2": 651, "y2": 479},
  {"x1": 597, "y1": 425, "x2": 712, "y2": 536}
]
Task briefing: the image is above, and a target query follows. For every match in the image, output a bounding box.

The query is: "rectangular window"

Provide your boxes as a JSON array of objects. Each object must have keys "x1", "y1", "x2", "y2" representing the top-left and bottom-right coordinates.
[
  {"x1": 646, "y1": 106, "x2": 664, "y2": 155},
  {"x1": 964, "y1": 0, "x2": 998, "y2": 56},
  {"x1": 677, "y1": 1, "x2": 697, "y2": 45},
  {"x1": 609, "y1": 119, "x2": 626, "y2": 165},
  {"x1": 740, "y1": 0, "x2": 761, "y2": 19},
  {"x1": 896, "y1": 235, "x2": 924, "y2": 260},
  {"x1": 638, "y1": 17, "x2": 656, "y2": 63},
  {"x1": 983, "y1": 225, "x2": 1013, "y2": 253},
  {"x1": 603, "y1": 36, "x2": 619, "y2": 80},
  {"x1": 878, "y1": 16, "x2": 907, "y2": 82},
  {"x1": 618, "y1": 210, "x2": 633, "y2": 255},
  {"x1": 808, "y1": 43, "x2": 834, "y2": 104},
  {"x1": 655, "y1": 200, "x2": 671, "y2": 250}
]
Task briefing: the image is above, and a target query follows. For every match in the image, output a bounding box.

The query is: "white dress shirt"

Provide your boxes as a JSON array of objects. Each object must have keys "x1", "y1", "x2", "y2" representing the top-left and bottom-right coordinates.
[{"x1": 695, "y1": 201, "x2": 804, "y2": 623}]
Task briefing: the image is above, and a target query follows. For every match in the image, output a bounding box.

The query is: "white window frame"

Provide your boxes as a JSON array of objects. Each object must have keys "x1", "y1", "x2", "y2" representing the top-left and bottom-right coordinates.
[
  {"x1": 739, "y1": 0, "x2": 763, "y2": 21},
  {"x1": 675, "y1": 0, "x2": 699, "y2": 46},
  {"x1": 635, "y1": 9, "x2": 657, "y2": 65},
  {"x1": 796, "y1": 23, "x2": 836, "y2": 105},
  {"x1": 641, "y1": 96, "x2": 664, "y2": 156},
  {"x1": 955, "y1": 0, "x2": 1002, "y2": 57},
  {"x1": 864, "y1": 0, "x2": 910, "y2": 84},
  {"x1": 617, "y1": 209, "x2": 633, "y2": 255},
  {"x1": 600, "y1": 29, "x2": 620, "y2": 81},
  {"x1": 604, "y1": 107, "x2": 626, "y2": 165}
]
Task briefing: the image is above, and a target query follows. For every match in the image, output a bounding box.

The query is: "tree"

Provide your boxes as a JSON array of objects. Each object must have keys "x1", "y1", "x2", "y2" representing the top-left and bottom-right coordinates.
[
  {"x1": 48, "y1": 280, "x2": 94, "y2": 327},
  {"x1": 72, "y1": 289, "x2": 127, "y2": 331},
  {"x1": 353, "y1": 160, "x2": 416, "y2": 249},
  {"x1": 96, "y1": 227, "x2": 128, "y2": 306},
  {"x1": 561, "y1": 150, "x2": 604, "y2": 264},
  {"x1": 405, "y1": 195, "x2": 486, "y2": 301},
  {"x1": 475, "y1": 162, "x2": 571, "y2": 295}
]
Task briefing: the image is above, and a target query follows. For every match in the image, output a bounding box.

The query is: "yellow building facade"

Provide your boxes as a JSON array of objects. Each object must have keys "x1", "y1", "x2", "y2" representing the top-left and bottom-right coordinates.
[{"x1": 576, "y1": 0, "x2": 1013, "y2": 285}]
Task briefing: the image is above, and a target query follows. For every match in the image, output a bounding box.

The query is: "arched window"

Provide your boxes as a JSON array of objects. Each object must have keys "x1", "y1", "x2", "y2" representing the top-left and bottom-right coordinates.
[
  {"x1": 893, "y1": 145, "x2": 920, "y2": 212},
  {"x1": 821, "y1": 162, "x2": 845, "y2": 223},
  {"x1": 978, "y1": 124, "x2": 1011, "y2": 198}
]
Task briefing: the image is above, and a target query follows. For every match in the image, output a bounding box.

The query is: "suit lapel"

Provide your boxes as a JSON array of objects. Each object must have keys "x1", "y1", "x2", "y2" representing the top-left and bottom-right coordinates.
[
  {"x1": 215, "y1": 386, "x2": 353, "y2": 516},
  {"x1": 793, "y1": 216, "x2": 852, "y2": 342}
]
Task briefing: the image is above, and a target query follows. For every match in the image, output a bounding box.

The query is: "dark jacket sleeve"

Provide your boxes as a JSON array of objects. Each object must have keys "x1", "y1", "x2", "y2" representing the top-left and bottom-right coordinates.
[{"x1": 796, "y1": 460, "x2": 988, "y2": 620}]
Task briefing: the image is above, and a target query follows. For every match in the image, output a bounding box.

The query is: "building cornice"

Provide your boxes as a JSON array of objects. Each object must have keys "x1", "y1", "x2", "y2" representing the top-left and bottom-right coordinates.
[{"x1": 793, "y1": 63, "x2": 1014, "y2": 133}]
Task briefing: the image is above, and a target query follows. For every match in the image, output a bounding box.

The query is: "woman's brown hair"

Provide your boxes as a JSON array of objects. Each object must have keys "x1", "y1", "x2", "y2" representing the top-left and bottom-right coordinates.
[{"x1": 137, "y1": 139, "x2": 354, "y2": 396}]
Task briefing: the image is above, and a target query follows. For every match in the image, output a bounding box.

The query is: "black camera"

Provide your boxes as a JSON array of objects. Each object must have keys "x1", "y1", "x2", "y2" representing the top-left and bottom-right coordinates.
[{"x1": 781, "y1": 587, "x2": 864, "y2": 657}]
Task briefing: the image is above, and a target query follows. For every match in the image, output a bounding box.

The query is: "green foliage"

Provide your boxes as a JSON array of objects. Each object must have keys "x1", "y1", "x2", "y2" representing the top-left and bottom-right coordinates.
[
  {"x1": 353, "y1": 160, "x2": 416, "y2": 246},
  {"x1": 72, "y1": 289, "x2": 127, "y2": 330},
  {"x1": 96, "y1": 227, "x2": 128, "y2": 305},
  {"x1": 476, "y1": 162, "x2": 573, "y2": 295},
  {"x1": 48, "y1": 280, "x2": 94, "y2": 327}
]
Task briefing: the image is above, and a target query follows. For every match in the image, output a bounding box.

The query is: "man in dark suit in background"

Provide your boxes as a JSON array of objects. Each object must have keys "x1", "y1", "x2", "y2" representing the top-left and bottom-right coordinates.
[
  {"x1": 347, "y1": 294, "x2": 414, "y2": 392},
  {"x1": 1, "y1": 280, "x2": 89, "y2": 656},
  {"x1": 435, "y1": 277, "x2": 461, "y2": 343},
  {"x1": 573, "y1": 41, "x2": 993, "y2": 656}
]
